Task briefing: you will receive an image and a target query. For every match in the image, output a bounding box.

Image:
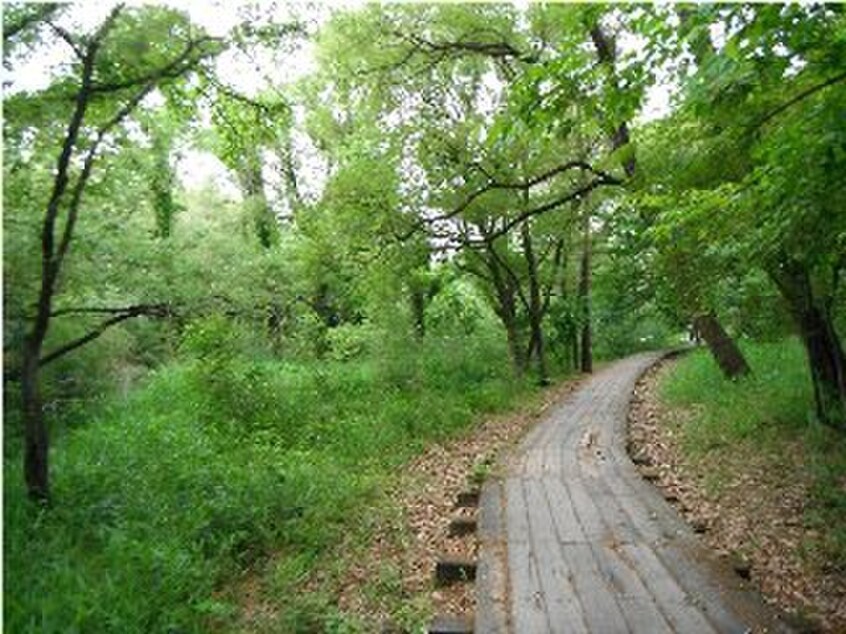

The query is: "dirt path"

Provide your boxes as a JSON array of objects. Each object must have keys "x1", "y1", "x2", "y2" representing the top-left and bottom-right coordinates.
[{"x1": 476, "y1": 352, "x2": 795, "y2": 634}]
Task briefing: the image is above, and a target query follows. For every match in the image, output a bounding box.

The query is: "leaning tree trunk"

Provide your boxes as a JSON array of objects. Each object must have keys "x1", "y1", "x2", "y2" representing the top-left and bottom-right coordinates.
[
  {"x1": 798, "y1": 306, "x2": 846, "y2": 428},
  {"x1": 769, "y1": 258, "x2": 846, "y2": 429},
  {"x1": 693, "y1": 312, "x2": 751, "y2": 379},
  {"x1": 578, "y1": 207, "x2": 593, "y2": 373}
]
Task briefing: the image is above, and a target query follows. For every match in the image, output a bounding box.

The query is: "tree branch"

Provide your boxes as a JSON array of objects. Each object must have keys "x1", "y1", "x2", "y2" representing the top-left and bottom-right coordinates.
[
  {"x1": 399, "y1": 160, "x2": 618, "y2": 241},
  {"x1": 55, "y1": 36, "x2": 222, "y2": 270},
  {"x1": 89, "y1": 35, "x2": 222, "y2": 95},
  {"x1": 752, "y1": 69, "x2": 846, "y2": 132},
  {"x1": 39, "y1": 304, "x2": 172, "y2": 368},
  {"x1": 209, "y1": 77, "x2": 289, "y2": 116},
  {"x1": 486, "y1": 176, "x2": 616, "y2": 241},
  {"x1": 3, "y1": 3, "x2": 61, "y2": 43},
  {"x1": 55, "y1": 78, "x2": 160, "y2": 269},
  {"x1": 589, "y1": 23, "x2": 636, "y2": 178},
  {"x1": 401, "y1": 31, "x2": 537, "y2": 63},
  {"x1": 45, "y1": 20, "x2": 83, "y2": 59},
  {"x1": 50, "y1": 304, "x2": 170, "y2": 318}
]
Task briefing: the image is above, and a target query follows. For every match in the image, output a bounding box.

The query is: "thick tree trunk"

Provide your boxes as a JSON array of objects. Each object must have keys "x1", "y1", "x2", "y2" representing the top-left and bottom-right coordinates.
[
  {"x1": 481, "y1": 242, "x2": 528, "y2": 377},
  {"x1": 578, "y1": 209, "x2": 593, "y2": 373},
  {"x1": 799, "y1": 307, "x2": 846, "y2": 428},
  {"x1": 21, "y1": 339, "x2": 49, "y2": 501},
  {"x1": 769, "y1": 259, "x2": 846, "y2": 428},
  {"x1": 693, "y1": 312, "x2": 751, "y2": 379}
]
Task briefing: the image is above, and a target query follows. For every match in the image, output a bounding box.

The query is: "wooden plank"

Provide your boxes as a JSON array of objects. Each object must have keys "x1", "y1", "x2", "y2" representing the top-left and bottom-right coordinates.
[
  {"x1": 523, "y1": 478, "x2": 589, "y2": 634},
  {"x1": 544, "y1": 478, "x2": 630, "y2": 633},
  {"x1": 505, "y1": 477, "x2": 551, "y2": 632},
  {"x1": 476, "y1": 480, "x2": 509, "y2": 634},
  {"x1": 455, "y1": 489, "x2": 480, "y2": 508},
  {"x1": 541, "y1": 478, "x2": 586, "y2": 544},
  {"x1": 566, "y1": 478, "x2": 610, "y2": 540},
  {"x1": 619, "y1": 542, "x2": 718, "y2": 634},
  {"x1": 428, "y1": 615, "x2": 473, "y2": 634},
  {"x1": 556, "y1": 542, "x2": 630, "y2": 633},
  {"x1": 448, "y1": 516, "x2": 477, "y2": 537},
  {"x1": 435, "y1": 558, "x2": 477, "y2": 586}
]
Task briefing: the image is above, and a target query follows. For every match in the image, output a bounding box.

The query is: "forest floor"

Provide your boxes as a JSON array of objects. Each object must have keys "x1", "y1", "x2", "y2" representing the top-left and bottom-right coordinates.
[{"x1": 629, "y1": 359, "x2": 846, "y2": 633}]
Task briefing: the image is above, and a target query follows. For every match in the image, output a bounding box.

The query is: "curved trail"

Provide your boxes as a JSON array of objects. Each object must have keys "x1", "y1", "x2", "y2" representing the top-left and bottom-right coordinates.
[{"x1": 475, "y1": 352, "x2": 793, "y2": 634}]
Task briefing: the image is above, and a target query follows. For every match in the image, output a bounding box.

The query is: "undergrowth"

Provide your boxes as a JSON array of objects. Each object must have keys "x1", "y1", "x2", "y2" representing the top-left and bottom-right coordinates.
[
  {"x1": 4, "y1": 327, "x2": 532, "y2": 633},
  {"x1": 660, "y1": 338, "x2": 846, "y2": 572}
]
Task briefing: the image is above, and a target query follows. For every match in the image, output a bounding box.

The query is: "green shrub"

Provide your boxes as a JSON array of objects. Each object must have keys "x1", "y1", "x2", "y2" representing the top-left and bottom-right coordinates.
[{"x1": 325, "y1": 323, "x2": 371, "y2": 361}]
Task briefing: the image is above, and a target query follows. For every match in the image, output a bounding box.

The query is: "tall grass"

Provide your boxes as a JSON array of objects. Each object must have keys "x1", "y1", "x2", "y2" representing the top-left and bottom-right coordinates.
[
  {"x1": 4, "y1": 331, "x2": 527, "y2": 633},
  {"x1": 661, "y1": 339, "x2": 814, "y2": 449}
]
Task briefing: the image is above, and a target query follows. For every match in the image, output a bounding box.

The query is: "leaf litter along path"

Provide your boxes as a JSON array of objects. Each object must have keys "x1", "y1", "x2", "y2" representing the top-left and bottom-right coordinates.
[
  {"x1": 476, "y1": 352, "x2": 796, "y2": 634},
  {"x1": 331, "y1": 372, "x2": 588, "y2": 626},
  {"x1": 629, "y1": 359, "x2": 846, "y2": 632}
]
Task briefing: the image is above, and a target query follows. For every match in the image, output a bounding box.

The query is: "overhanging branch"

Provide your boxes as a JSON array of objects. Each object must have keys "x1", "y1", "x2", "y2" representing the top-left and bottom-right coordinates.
[
  {"x1": 39, "y1": 303, "x2": 173, "y2": 368},
  {"x1": 399, "y1": 160, "x2": 619, "y2": 241},
  {"x1": 751, "y1": 69, "x2": 846, "y2": 133},
  {"x1": 486, "y1": 176, "x2": 614, "y2": 241},
  {"x1": 89, "y1": 35, "x2": 222, "y2": 95}
]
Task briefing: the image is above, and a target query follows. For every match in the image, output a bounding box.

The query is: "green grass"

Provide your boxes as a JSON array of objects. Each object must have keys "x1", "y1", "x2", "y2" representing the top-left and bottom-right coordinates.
[
  {"x1": 4, "y1": 332, "x2": 533, "y2": 633},
  {"x1": 660, "y1": 337, "x2": 846, "y2": 571}
]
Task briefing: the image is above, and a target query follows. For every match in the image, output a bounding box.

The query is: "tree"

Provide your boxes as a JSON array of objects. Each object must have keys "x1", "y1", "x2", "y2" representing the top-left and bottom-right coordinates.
[
  {"x1": 6, "y1": 5, "x2": 225, "y2": 500},
  {"x1": 633, "y1": 4, "x2": 846, "y2": 423},
  {"x1": 206, "y1": 85, "x2": 294, "y2": 248},
  {"x1": 308, "y1": 4, "x2": 645, "y2": 381}
]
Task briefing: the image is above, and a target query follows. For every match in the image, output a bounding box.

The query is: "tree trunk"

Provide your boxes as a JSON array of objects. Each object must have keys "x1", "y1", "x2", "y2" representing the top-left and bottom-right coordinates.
[
  {"x1": 237, "y1": 147, "x2": 277, "y2": 249},
  {"x1": 481, "y1": 242, "x2": 528, "y2": 377},
  {"x1": 521, "y1": 223, "x2": 549, "y2": 385},
  {"x1": 410, "y1": 288, "x2": 426, "y2": 338},
  {"x1": 693, "y1": 312, "x2": 751, "y2": 379},
  {"x1": 503, "y1": 312, "x2": 527, "y2": 377},
  {"x1": 799, "y1": 307, "x2": 846, "y2": 428},
  {"x1": 769, "y1": 258, "x2": 846, "y2": 428},
  {"x1": 572, "y1": 334, "x2": 580, "y2": 373},
  {"x1": 578, "y1": 208, "x2": 593, "y2": 373},
  {"x1": 21, "y1": 338, "x2": 49, "y2": 502},
  {"x1": 267, "y1": 302, "x2": 285, "y2": 353}
]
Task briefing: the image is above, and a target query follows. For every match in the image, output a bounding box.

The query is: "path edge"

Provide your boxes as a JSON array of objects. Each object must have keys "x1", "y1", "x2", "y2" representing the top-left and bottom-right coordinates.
[{"x1": 475, "y1": 477, "x2": 509, "y2": 634}]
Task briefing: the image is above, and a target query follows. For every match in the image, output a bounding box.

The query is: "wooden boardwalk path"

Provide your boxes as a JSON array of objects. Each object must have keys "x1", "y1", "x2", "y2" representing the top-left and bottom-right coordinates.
[{"x1": 475, "y1": 352, "x2": 794, "y2": 634}]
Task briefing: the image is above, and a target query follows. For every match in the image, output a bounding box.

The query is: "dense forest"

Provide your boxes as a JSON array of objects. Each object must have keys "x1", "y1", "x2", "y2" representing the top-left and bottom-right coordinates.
[{"x1": 3, "y1": 3, "x2": 845, "y2": 632}]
